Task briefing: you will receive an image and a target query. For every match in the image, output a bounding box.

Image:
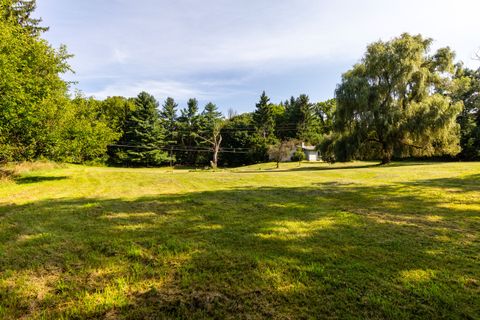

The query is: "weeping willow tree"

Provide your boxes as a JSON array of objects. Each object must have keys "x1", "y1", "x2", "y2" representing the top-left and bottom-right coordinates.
[{"x1": 329, "y1": 33, "x2": 462, "y2": 164}]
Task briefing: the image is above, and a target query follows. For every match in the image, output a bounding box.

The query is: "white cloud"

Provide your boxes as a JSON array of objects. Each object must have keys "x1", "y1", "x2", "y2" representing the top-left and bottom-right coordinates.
[
  {"x1": 112, "y1": 48, "x2": 129, "y2": 64},
  {"x1": 87, "y1": 79, "x2": 252, "y2": 103},
  {"x1": 38, "y1": 0, "x2": 480, "y2": 107},
  {"x1": 88, "y1": 80, "x2": 206, "y2": 100}
]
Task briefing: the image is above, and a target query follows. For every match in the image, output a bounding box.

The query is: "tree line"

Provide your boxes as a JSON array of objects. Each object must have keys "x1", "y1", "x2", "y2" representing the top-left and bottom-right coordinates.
[{"x1": 1, "y1": 0, "x2": 479, "y2": 167}]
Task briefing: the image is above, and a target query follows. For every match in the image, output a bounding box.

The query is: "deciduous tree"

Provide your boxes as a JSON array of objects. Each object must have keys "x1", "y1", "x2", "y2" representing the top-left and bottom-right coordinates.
[
  {"x1": 196, "y1": 102, "x2": 224, "y2": 168},
  {"x1": 333, "y1": 33, "x2": 462, "y2": 164},
  {"x1": 451, "y1": 65, "x2": 480, "y2": 159},
  {"x1": 0, "y1": 10, "x2": 71, "y2": 162},
  {"x1": 268, "y1": 140, "x2": 297, "y2": 169}
]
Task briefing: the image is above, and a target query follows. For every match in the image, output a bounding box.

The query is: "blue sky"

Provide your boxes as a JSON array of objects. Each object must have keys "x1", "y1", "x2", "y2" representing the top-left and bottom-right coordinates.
[{"x1": 36, "y1": 0, "x2": 480, "y2": 114}]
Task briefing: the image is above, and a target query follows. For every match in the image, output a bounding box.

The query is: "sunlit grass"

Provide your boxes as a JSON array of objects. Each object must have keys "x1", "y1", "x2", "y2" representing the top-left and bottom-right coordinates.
[{"x1": 0, "y1": 161, "x2": 479, "y2": 319}]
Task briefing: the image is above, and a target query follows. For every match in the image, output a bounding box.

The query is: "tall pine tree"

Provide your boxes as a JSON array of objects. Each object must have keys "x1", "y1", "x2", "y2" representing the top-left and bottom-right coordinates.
[
  {"x1": 281, "y1": 95, "x2": 321, "y2": 144},
  {"x1": 1, "y1": 0, "x2": 48, "y2": 36},
  {"x1": 253, "y1": 91, "x2": 276, "y2": 141},
  {"x1": 295, "y1": 94, "x2": 322, "y2": 144},
  {"x1": 177, "y1": 98, "x2": 201, "y2": 164},
  {"x1": 114, "y1": 92, "x2": 168, "y2": 166},
  {"x1": 159, "y1": 97, "x2": 178, "y2": 145}
]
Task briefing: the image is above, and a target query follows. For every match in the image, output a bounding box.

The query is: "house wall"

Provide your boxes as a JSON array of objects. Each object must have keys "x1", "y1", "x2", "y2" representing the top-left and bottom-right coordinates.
[
  {"x1": 274, "y1": 144, "x2": 320, "y2": 162},
  {"x1": 305, "y1": 151, "x2": 318, "y2": 162}
]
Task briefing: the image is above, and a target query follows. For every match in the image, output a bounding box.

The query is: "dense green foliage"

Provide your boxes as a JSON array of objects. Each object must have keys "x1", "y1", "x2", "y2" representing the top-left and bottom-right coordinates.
[
  {"x1": 0, "y1": 1, "x2": 478, "y2": 166},
  {"x1": 159, "y1": 97, "x2": 179, "y2": 149},
  {"x1": 176, "y1": 98, "x2": 202, "y2": 164},
  {"x1": 0, "y1": 2, "x2": 479, "y2": 318},
  {"x1": 0, "y1": 2, "x2": 70, "y2": 161},
  {"x1": 327, "y1": 34, "x2": 463, "y2": 164},
  {"x1": 253, "y1": 91, "x2": 277, "y2": 143},
  {"x1": 0, "y1": 1, "x2": 120, "y2": 164},
  {"x1": 281, "y1": 95, "x2": 322, "y2": 144},
  {"x1": 109, "y1": 92, "x2": 168, "y2": 166},
  {"x1": 452, "y1": 66, "x2": 480, "y2": 160},
  {"x1": 54, "y1": 95, "x2": 121, "y2": 164},
  {"x1": 1, "y1": 0, "x2": 48, "y2": 35}
]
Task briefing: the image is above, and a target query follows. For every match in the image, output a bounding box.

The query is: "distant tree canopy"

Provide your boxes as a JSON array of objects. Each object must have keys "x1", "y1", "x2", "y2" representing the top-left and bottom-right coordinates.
[
  {"x1": 452, "y1": 65, "x2": 480, "y2": 160},
  {"x1": 55, "y1": 94, "x2": 121, "y2": 164},
  {"x1": 110, "y1": 92, "x2": 168, "y2": 166},
  {"x1": 0, "y1": 1, "x2": 475, "y2": 168},
  {"x1": 327, "y1": 33, "x2": 463, "y2": 164}
]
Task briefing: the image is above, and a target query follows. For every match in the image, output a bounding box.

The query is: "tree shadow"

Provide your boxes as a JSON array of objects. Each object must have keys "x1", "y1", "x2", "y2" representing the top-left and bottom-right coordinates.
[
  {"x1": 234, "y1": 161, "x2": 437, "y2": 173},
  {"x1": 0, "y1": 181, "x2": 478, "y2": 318},
  {"x1": 404, "y1": 173, "x2": 480, "y2": 193},
  {"x1": 14, "y1": 176, "x2": 69, "y2": 184}
]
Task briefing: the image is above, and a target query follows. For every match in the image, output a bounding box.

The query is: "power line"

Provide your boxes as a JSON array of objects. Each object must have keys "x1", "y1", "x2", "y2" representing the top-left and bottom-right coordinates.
[{"x1": 108, "y1": 144, "x2": 253, "y2": 154}]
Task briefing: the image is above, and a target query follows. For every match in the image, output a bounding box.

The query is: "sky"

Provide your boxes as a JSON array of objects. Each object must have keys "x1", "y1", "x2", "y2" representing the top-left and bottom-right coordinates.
[{"x1": 36, "y1": 0, "x2": 480, "y2": 114}]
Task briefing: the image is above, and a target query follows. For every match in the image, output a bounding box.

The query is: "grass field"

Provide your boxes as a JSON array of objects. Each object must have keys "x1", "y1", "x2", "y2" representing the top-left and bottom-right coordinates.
[{"x1": 0, "y1": 161, "x2": 479, "y2": 319}]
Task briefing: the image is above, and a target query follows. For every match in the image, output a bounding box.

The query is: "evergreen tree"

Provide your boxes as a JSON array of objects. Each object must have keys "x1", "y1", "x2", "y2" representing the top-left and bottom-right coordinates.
[
  {"x1": 253, "y1": 91, "x2": 276, "y2": 141},
  {"x1": 280, "y1": 95, "x2": 321, "y2": 144},
  {"x1": 177, "y1": 98, "x2": 201, "y2": 164},
  {"x1": 295, "y1": 94, "x2": 322, "y2": 144},
  {"x1": 1, "y1": 0, "x2": 48, "y2": 36},
  {"x1": 202, "y1": 102, "x2": 223, "y2": 127},
  {"x1": 114, "y1": 92, "x2": 168, "y2": 166},
  {"x1": 159, "y1": 97, "x2": 178, "y2": 145},
  {"x1": 280, "y1": 96, "x2": 299, "y2": 139},
  {"x1": 182, "y1": 98, "x2": 199, "y2": 122}
]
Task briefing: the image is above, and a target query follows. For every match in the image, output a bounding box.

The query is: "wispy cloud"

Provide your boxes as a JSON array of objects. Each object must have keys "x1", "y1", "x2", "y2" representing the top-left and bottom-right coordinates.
[
  {"x1": 112, "y1": 48, "x2": 130, "y2": 64},
  {"x1": 87, "y1": 79, "x2": 253, "y2": 104},
  {"x1": 89, "y1": 80, "x2": 207, "y2": 100},
  {"x1": 38, "y1": 0, "x2": 480, "y2": 111}
]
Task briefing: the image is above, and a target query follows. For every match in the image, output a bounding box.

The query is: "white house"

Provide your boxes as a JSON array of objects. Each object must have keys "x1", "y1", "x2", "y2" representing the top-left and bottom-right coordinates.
[
  {"x1": 301, "y1": 143, "x2": 319, "y2": 162},
  {"x1": 283, "y1": 142, "x2": 319, "y2": 162}
]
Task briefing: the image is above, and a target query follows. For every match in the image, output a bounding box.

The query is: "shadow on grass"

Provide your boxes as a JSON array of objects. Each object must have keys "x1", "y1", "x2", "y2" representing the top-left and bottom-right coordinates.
[
  {"x1": 234, "y1": 161, "x2": 437, "y2": 173},
  {"x1": 0, "y1": 175, "x2": 478, "y2": 319},
  {"x1": 405, "y1": 174, "x2": 480, "y2": 192},
  {"x1": 14, "y1": 176, "x2": 69, "y2": 184}
]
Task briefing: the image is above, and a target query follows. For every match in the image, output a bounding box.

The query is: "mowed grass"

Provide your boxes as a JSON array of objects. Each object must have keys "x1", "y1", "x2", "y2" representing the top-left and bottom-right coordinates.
[{"x1": 0, "y1": 161, "x2": 479, "y2": 319}]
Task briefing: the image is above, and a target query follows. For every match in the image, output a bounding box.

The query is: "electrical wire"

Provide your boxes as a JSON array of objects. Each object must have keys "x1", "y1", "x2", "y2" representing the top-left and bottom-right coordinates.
[{"x1": 108, "y1": 144, "x2": 254, "y2": 154}]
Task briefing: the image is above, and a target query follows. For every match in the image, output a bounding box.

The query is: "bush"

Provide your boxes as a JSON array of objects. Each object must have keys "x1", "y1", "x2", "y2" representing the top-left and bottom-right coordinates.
[{"x1": 292, "y1": 148, "x2": 306, "y2": 162}]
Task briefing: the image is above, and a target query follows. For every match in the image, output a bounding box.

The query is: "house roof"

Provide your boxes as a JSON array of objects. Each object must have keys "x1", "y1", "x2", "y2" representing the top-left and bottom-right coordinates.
[{"x1": 302, "y1": 145, "x2": 317, "y2": 151}]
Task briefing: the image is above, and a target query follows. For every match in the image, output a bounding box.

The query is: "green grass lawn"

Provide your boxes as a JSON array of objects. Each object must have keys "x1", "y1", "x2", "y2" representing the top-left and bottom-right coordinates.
[{"x1": 0, "y1": 161, "x2": 479, "y2": 319}]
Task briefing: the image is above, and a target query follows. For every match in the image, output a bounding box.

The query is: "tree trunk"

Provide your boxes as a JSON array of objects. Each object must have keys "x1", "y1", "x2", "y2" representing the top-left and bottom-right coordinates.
[
  {"x1": 212, "y1": 148, "x2": 218, "y2": 169},
  {"x1": 381, "y1": 155, "x2": 391, "y2": 165},
  {"x1": 381, "y1": 143, "x2": 392, "y2": 165},
  {"x1": 211, "y1": 135, "x2": 222, "y2": 169}
]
